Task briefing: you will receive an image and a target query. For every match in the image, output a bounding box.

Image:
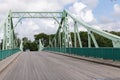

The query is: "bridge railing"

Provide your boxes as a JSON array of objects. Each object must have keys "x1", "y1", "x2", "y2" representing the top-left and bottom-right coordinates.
[
  {"x1": 0, "y1": 48, "x2": 20, "y2": 61},
  {"x1": 43, "y1": 48, "x2": 120, "y2": 61}
]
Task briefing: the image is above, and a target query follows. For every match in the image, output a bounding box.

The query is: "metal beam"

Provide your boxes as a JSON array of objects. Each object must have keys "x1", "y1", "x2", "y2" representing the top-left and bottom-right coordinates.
[
  {"x1": 88, "y1": 32, "x2": 91, "y2": 48},
  {"x1": 12, "y1": 12, "x2": 63, "y2": 18},
  {"x1": 74, "y1": 22, "x2": 77, "y2": 48},
  {"x1": 74, "y1": 21, "x2": 82, "y2": 48},
  {"x1": 88, "y1": 31, "x2": 99, "y2": 48},
  {"x1": 20, "y1": 39, "x2": 23, "y2": 51},
  {"x1": 39, "y1": 39, "x2": 44, "y2": 51},
  {"x1": 65, "y1": 10, "x2": 120, "y2": 47},
  {"x1": 14, "y1": 17, "x2": 23, "y2": 27}
]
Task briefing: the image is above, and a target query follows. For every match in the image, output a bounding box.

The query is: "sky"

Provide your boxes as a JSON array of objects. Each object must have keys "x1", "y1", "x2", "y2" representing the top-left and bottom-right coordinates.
[{"x1": 0, "y1": 0, "x2": 120, "y2": 40}]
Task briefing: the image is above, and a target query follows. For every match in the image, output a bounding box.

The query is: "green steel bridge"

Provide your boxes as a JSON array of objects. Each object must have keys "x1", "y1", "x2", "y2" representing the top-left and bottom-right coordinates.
[{"x1": 0, "y1": 10, "x2": 120, "y2": 80}]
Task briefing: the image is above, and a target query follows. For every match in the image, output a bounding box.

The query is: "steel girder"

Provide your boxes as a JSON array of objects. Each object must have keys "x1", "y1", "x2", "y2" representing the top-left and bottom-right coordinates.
[
  {"x1": 38, "y1": 39, "x2": 44, "y2": 51},
  {"x1": 12, "y1": 12, "x2": 62, "y2": 18},
  {"x1": 20, "y1": 39, "x2": 23, "y2": 51},
  {"x1": 1, "y1": 11, "x2": 63, "y2": 50},
  {"x1": 65, "y1": 10, "x2": 120, "y2": 48},
  {"x1": 1, "y1": 10, "x2": 120, "y2": 50},
  {"x1": 2, "y1": 11, "x2": 15, "y2": 50}
]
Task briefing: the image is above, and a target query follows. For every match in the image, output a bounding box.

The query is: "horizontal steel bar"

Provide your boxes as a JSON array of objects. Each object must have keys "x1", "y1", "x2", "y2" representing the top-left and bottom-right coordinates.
[
  {"x1": 12, "y1": 17, "x2": 62, "y2": 18},
  {"x1": 65, "y1": 10, "x2": 120, "y2": 41},
  {"x1": 12, "y1": 12, "x2": 62, "y2": 13},
  {"x1": 11, "y1": 12, "x2": 63, "y2": 18}
]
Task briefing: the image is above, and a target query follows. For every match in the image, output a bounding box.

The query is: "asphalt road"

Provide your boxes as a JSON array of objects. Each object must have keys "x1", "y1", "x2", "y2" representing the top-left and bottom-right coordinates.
[{"x1": 1, "y1": 51, "x2": 120, "y2": 80}]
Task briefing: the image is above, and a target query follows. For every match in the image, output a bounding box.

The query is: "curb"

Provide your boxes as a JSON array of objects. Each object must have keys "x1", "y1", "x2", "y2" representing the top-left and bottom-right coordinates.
[
  {"x1": 0, "y1": 51, "x2": 22, "y2": 74},
  {"x1": 47, "y1": 51, "x2": 120, "y2": 68}
]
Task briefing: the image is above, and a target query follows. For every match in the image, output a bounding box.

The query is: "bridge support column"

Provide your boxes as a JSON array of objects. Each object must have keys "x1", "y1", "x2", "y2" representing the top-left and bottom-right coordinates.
[
  {"x1": 88, "y1": 31, "x2": 99, "y2": 48},
  {"x1": 59, "y1": 29, "x2": 62, "y2": 48},
  {"x1": 39, "y1": 39, "x2": 44, "y2": 51},
  {"x1": 88, "y1": 32, "x2": 91, "y2": 48},
  {"x1": 62, "y1": 11, "x2": 72, "y2": 48},
  {"x1": 54, "y1": 38, "x2": 56, "y2": 48},
  {"x1": 20, "y1": 40, "x2": 23, "y2": 51},
  {"x1": 112, "y1": 40, "x2": 120, "y2": 48},
  {"x1": 2, "y1": 11, "x2": 15, "y2": 50},
  {"x1": 74, "y1": 21, "x2": 77, "y2": 48},
  {"x1": 74, "y1": 21, "x2": 82, "y2": 48}
]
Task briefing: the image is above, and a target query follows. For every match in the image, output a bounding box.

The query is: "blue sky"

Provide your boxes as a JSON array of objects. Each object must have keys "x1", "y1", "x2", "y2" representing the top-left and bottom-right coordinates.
[
  {"x1": 65, "y1": 0, "x2": 120, "y2": 22},
  {"x1": 93, "y1": 0, "x2": 120, "y2": 19}
]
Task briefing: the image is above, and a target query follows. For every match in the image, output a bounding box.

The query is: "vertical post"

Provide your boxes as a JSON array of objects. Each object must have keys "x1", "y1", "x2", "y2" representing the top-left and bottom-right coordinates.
[
  {"x1": 74, "y1": 21, "x2": 82, "y2": 48},
  {"x1": 20, "y1": 39, "x2": 23, "y2": 51},
  {"x1": 64, "y1": 19, "x2": 68, "y2": 48},
  {"x1": 54, "y1": 38, "x2": 56, "y2": 48},
  {"x1": 63, "y1": 14, "x2": 67, "y2": 48},
  {"x1": 14, "y1": 35, "x2": 18, "y2": 48},
  {"x1": 59, "y1": 29, "x2": 61, "y2": 48},
  {"x1": 74, "y1": 21, "x2": 77, "y2": 48},
  {"x1": 49, "y1": 36, "x2": 50, "y2": 47},
  {"x1": 3, "y1": 10, "x2": 15, "y2": 50},
  {"x1": 39, "y1": 39, "x2": 44, "y2": 51},
  {"x1": 88, "y1": 31, "x2": 99, "y2": 48},
  {"x1": 2, "y1": 23, "x2": 6, "y2": 50},
  {"x1": 88, "y1": 31, "x2": 91, "y2": 48},
  {"x1": 63, "y1": 11, "x2": 73, "y2": 48},
  {"x1": 6, "y1": 13, "x2": 11, "y2": 49},
  {"x1": 61, "y1": 29, "x2": 65, "y2": 48}
]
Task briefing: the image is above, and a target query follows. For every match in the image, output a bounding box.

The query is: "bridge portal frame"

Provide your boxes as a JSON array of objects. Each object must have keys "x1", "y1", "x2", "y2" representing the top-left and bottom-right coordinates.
[{"x1": 1, "y1": 10, "x2": 120, "y2": 51}]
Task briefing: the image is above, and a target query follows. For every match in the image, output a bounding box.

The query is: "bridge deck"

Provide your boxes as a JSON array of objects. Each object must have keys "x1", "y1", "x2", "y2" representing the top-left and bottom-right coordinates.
[{"x1": 1, "y1": 51, "x2": 120, "y2": 80}]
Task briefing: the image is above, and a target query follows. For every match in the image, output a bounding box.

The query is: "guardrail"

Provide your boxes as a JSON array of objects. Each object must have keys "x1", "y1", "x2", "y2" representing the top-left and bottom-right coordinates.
[
  {"x1": 43, "y1": 48, "x2": 120, "y2": 61},
  {"x1": 0, "y1": 48, "x2": 20, "y2": 61}
]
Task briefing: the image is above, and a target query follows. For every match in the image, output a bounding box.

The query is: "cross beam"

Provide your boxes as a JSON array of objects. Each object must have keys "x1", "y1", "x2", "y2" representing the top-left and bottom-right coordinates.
[{"x1": 12, "y1": 12, "x2": 63, "y2": 18}]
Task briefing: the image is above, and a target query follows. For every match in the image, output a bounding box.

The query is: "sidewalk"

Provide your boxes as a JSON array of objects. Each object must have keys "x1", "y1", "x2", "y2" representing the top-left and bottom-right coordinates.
[
  {"x1": 0, "y1": 52, "x2": 22, "y2": 73},
  {"x1": 49, "y1": 51, "x2": 120, "y2": 68}
]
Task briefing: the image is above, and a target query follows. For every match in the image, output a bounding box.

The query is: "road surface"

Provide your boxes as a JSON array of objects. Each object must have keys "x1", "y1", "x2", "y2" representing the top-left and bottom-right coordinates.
[{"x1": 1, "y1": 51, "x2": 120, "y2": 80}]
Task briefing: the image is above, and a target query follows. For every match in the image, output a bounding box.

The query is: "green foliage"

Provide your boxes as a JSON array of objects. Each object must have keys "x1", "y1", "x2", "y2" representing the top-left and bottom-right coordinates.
[
  {"x1": 22, "y1": 31, "x2": 120, "y2": 51},
  {"x1": 34, "y1": 33, "x2": 49, "y2": 47},
  {"x1": 34, "y1": 33, "x2": 55, "y2": 47},
  {"x1": 29, "y1": 41, "x2": 38, "y2": 51},
  {"x1": 23, "y1": 37, "x2": 38, "y2": 51}
]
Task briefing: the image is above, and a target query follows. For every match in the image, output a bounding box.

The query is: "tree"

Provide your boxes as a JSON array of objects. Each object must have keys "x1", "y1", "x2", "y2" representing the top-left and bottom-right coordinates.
[{"x1": 20, "y1": 31, "x2": 120, "y2": 51}]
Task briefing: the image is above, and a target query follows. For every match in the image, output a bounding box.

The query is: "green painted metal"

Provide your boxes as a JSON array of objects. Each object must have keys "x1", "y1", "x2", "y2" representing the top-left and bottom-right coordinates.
[
  {"x1": 0, "y1": 10, "x2": 120, "y2": 62},
  {"x1": 1, "y1": 11, "x2": 63, "y2": 50},
  {"x1": 12, "y1": 12, "x2": 63, "y2": 18},
  {"x1": 88, "y1": 31, "x2": 99, "y2": 48},
  {"x1": 0, "y1": 48, "x2": 20, "y2": 61},
  {"x1": 43, "y1": 48, "x2": 120, "y2": 61},
  {"x1": 65, "y1": 10, "x2": 120, "y2": 48},
  {"x1": 38, "y1": 39, "x2": 44, "y2": 51},
  {"x1": 88, "y1": 32, "x2": 91, "y2": 48},
  {"x1": 2, "y1": 10, "x2": 17, "y2": 50},
  {"x1": 20, "y1": 40, "x2": 23, "y2": 51},
  {"x1": 74, "y1": 21, "x2": 82, "y2": 48}
]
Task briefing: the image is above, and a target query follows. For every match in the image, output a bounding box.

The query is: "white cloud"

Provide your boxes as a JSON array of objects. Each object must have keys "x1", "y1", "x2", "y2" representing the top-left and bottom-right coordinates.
[
  {"x1": 99, "y1": 16, "x2": 114, "y2": 24},
  {"x1": 15, "y1": 20, "x2": 40, "y2": 40},
  {"x1": 97, "y1": 22, "x2": 120, "y2": 31},
  {"x1": 81, "y1": 0, "x2": 99, "y2": 9},
  {"x1": 113, "y1": 4, "x2": 120, "y2": 17},
  {"x1": 0, "y1": 0, "x2": 77, "y2": 12},
  {"x1": 69, "y1": 2, "x2": 95, "y2": 23},
  {"x1": 14, "y1": 19, "x2": 59, "y2": 40}
]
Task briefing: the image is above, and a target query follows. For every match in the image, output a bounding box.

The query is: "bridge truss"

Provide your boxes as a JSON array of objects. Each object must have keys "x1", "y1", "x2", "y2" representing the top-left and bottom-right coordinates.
[{"x1": 0, "y1": 10, "x2": 120, "y2": 51}]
